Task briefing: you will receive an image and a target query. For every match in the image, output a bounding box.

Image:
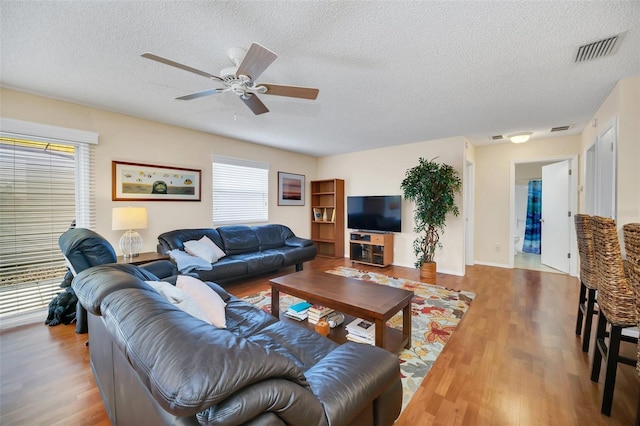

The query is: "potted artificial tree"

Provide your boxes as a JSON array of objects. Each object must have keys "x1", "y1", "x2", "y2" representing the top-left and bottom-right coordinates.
[{"x1": 400, "y1": 157, "x2": 462, "y2": 281}]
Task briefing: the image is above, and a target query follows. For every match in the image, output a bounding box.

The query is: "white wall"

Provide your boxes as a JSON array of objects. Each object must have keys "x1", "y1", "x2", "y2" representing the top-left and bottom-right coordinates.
[
  {"x1": 317, "y1": 137, "x2": 466, "y2": 276},
  {"x1": 580, "y1": 76, "x2": 640, "y2": 226},
  {"x1": 474, "y1": 135, "x2": 582, "y2": 267},
  {"x1": 0, "y1": 88, "x2": 318, "y2": 254}
]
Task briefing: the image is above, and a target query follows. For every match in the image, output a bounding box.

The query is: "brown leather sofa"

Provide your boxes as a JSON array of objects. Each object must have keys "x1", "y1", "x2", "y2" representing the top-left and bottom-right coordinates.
[{"x1": 72, "y1": 263, "x2": 402, "y2": 425}]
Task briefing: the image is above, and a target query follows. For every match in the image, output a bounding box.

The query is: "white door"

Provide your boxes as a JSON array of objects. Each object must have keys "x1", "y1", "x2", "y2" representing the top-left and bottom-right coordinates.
[{"x1": 541, "y1": 160, "x2": 570, "y2": 273}]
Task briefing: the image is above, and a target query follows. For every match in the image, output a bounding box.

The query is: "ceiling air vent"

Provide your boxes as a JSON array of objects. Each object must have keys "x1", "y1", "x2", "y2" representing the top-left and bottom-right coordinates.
[
  {"x1": 491, "y1": 135, "x2": 503, "y2": 141},
  {"x1": 575, "y1": 32, "x2": 626, "y2": 63},
  {"x1": 551, "y1": 125, "x2": 570, "y2": 132}
]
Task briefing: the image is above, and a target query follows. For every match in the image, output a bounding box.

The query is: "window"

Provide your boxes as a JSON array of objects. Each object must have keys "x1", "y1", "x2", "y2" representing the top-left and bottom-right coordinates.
[
  {"x1": 212, "y1": 156, "x2": 268, "y2": 224},
  {"x1": 0, "y1": 119, "x2": 96, "y2": 319}
]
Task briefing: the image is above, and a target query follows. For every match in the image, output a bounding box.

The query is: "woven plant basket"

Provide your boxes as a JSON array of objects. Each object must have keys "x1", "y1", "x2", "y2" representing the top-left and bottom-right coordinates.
[
  {"x1": 591, "y1": 216, "x2": 636, "y2": 327},
  {"x1": 574, "y1": 214, "x2": 597, "y2": 290}
]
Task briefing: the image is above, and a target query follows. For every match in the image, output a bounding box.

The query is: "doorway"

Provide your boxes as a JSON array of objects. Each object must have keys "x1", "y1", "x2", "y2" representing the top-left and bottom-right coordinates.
[{"x1": 511, "y1": 156, "x2": 578, "y2": 276}]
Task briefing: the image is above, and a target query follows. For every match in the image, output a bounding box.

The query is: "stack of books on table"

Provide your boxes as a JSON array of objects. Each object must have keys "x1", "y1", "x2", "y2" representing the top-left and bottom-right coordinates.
[
  {"x1": 307, "y1": 305, "x2": 335, "y2": 325},
  {"x1": 346, "y1": 318, "x2": 376, "y2": 345},
  {"x1": 284, "y1": 301, "x2": 312, "y2": 321}
]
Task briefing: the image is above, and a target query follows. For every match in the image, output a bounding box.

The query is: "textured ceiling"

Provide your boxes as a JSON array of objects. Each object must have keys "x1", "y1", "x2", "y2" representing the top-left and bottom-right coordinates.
[{"x1": 1, "y1": 1, "x2": 639, "y2": 157}]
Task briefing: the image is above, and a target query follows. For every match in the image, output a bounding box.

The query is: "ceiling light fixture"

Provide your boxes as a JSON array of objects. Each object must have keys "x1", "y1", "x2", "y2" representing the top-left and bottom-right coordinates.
[{"x1": 508, "y1": 132, "x2": 533, "y2": 144}]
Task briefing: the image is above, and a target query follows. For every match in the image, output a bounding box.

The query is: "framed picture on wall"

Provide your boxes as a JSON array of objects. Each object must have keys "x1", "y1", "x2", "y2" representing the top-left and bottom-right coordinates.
[
  {"x1": 278, "y1": 172, "x2": 305, "y2": 206},
  {"x1": 112, "y1": 161, "x2": 201, "y2": 201}
]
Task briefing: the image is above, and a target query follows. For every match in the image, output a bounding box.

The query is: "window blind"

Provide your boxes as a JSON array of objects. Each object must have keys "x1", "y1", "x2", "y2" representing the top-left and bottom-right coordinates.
[
  {"x1": 0, "y1": 137, "x2": 95, "y2": 318},
  {"x1": 212, "y1": 156, "x2": 269, "y2": 225}
]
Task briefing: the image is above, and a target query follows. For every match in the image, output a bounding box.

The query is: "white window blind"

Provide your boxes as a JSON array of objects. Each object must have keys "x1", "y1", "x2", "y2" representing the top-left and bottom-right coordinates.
[
  {"x1": 212, "y1": 156, "x2": 269, "y2": 225},
  {"x1": 0, "y1": 137, "x2": 95, "y2": 318}
]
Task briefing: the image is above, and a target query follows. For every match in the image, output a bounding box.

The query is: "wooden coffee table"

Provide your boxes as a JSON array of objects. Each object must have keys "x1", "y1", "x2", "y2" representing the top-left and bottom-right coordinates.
[{"x1": 269, "y1": 269, "x2": 413, "y2": 353}]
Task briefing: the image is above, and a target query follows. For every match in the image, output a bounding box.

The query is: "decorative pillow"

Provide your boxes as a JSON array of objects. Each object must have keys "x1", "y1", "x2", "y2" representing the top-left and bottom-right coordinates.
[
  {"x1": 176, "y1": 275, "x2": 227, "y2": 328},
  {"x1": 168, "y1": 249, "x2": 213, "y2": 273},
  {"x1": 145, "y1": 281, "x2": 211, "y2": 324},
  {"x1": 199, "y1": 235, "x2": 226, "y2": 260},
  {"x1": 184, "y1": 240, "x2": 218, "y2": 264}
]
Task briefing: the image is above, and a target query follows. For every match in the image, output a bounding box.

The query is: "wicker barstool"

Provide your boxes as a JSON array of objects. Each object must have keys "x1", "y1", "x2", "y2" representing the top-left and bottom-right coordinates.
[
  {"x1": 622, "y1": 259, "x2": 640, "y2": 426},
  {"x1": 624, "y1": 223, "x2": 640, "y2": 266},
  {"x1": 622, "y1": 223, "x2": 640, "y2": 378},
  {"x1": 574, "y1": 214, "x2": 598, "y2": 352},
  {"x1": 590, "y1": 216, "x2": 638, "y2": 416}
]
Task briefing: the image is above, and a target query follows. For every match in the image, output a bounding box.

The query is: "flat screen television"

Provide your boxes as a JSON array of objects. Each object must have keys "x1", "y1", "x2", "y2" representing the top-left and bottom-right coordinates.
[{"x1": 347, "y1": 195, "x2": 402, "y2": 233}]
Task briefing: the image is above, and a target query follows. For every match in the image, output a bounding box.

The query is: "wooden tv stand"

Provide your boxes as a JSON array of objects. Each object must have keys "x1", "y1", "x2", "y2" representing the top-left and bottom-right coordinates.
[{"x1": 349, "y1": 231, "x2": 394, "y2": 267}]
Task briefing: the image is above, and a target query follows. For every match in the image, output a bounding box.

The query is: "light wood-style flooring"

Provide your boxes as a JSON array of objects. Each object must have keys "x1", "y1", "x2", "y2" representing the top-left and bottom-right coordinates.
[{"x1": 1, "y1": 258, "x2": 638, "y2": 425}]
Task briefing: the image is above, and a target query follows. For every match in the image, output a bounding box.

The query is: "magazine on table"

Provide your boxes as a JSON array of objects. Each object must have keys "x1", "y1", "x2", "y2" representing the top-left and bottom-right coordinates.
[{"x1": 346, "y1": 318, "x2": 375, "y2": 339}]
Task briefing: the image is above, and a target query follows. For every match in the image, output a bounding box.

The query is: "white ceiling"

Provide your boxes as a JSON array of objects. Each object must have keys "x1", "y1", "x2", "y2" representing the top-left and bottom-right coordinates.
[{"x1": 1, "y1": 1, "x2": 639, "y2": 157}]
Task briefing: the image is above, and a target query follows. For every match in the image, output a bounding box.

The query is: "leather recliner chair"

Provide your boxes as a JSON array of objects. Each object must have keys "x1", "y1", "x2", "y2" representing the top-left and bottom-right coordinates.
[{"x1": 59, "y1": 228, "x2": 177, "y2": 333}]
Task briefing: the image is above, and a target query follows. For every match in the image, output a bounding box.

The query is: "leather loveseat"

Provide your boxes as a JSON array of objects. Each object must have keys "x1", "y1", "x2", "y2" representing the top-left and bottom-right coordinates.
[
  {"x1": 157, "y1": 224, "x2": 317, "y2": 283},
  {"x1": 72, "y1": 263, "x2": 402, "y2": 426}
]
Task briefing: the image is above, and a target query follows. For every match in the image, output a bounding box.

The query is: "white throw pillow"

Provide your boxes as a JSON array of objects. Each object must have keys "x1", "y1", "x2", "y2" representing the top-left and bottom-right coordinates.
[
  {"x1": 145, "y1": 281, "x2": 211, "y2": 324},
  {"x1": 177, "y1": 275, "x2": 227, "y2": 328},
  {"x1": 184, "y1": 239, "x2": 218, "y2": 264},
  {"x1": 199, "y1": 235, "x2": 226, "y2": 260}
]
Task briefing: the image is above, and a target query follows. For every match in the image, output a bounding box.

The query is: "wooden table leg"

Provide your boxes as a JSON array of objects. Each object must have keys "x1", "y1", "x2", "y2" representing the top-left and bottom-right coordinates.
[
  {"x1": 271, "y1": 287, "x2": 280, "y2": 319},
  {"x1": 375, "y1": 318, "x2": 385, "y2": 348},
  {"x1": 403, "y1": 300, "x2": 412, "y2": 349}
]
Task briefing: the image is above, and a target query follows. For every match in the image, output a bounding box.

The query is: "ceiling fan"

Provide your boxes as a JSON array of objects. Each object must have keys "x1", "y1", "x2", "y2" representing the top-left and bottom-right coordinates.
[{"x1": 141, "y1": 43, "x2": 319, "y2": 115}]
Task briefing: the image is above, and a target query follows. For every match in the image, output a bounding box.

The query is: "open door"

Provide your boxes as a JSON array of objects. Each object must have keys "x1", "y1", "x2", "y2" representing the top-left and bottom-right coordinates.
[{"x1": 541, "y1": 160, "x2": 570, "y2": 273}]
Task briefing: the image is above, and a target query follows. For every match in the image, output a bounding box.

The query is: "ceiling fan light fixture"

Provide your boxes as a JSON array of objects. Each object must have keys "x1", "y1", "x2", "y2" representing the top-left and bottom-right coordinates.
[{"x1": 508, "y1": 132, "x2": 533, "y2": 144}]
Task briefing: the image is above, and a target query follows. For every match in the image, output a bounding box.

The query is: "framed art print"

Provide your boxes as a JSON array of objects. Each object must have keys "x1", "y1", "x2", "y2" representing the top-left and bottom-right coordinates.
[
  {"x1": 112, "y1": 161, "x2": 201, "y2": 201},
  {"x1": 278, "y1": 172, "x2": 305, "y2": 206}
]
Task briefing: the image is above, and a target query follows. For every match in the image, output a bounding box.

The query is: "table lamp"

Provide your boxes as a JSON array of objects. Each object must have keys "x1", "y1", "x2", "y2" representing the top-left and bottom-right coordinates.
[{"x1": 112, "y1": 207, "x2": 148, "y2": 258}]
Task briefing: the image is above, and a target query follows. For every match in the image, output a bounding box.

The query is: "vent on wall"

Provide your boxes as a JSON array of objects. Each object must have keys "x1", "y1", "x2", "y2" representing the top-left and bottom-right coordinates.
[
  {"x1": 551, "y1": 125, "x2": 571, "y2": 132},
  {"x1": 575, "y1": 32, "x2": 626, "y2": 63}
]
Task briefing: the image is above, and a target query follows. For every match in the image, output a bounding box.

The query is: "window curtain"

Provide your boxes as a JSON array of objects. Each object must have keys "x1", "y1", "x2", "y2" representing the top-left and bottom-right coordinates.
[{"x1": 522, "y1": 179, "x2": 542, "y2": 254}]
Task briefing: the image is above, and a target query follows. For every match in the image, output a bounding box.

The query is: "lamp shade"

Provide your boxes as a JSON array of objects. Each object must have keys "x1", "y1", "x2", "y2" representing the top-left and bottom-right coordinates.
[{"x1": 112, "y1": 207, "x2": 148, "y2": 230}]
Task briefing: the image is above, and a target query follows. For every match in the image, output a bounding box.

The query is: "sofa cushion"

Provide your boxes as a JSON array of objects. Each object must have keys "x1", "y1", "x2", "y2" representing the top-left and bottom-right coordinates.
[
  {"x1": 184, "y1": 239, "x2": 219, "y2": 263},
  {"x1": 158, "y1": 228, "x2": 224, "y2": 253},
  {"x1": 199, "y1": 235, "x2": 226, "y2": 259},
  {"x1": 168, "y1": 249, "x2": 213, "y2": 274},
  {"x1": 177, "y1": 275, "x2": 227, "y2": 328},
  {"x1": 252, "y1": 224, "x2": 290, "y2": 250},
  {"x1": 271, "y1": 245, "x2": 318, "y2": 266},
  {"x1": 217, "y1": 226, "x2": 259, "y2": 255},
  {"x1": 146, "y1": 280, "x2": 211, "y2": 324},
  {"x1": 232, "y1": 251, "x2": 284, "y2": 274},
  {"x1": 192, "y1": 257, "x2": 248, "y2": 283}
]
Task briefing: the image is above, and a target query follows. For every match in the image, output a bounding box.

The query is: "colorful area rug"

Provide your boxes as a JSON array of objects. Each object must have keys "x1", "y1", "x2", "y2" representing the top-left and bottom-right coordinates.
[{"x1": 242, "y1": 266, "x2": 475, "y2": 412}]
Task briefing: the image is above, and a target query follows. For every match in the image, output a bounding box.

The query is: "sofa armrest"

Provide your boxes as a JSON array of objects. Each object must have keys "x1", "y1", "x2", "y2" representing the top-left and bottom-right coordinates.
[
  {"x1": 304, "y1": 343, "x2": 401, "y2": 426},
  {"x1": 285, "y1": 237, "x2": 313, "y2": 248},
  {"x1": 140, "y1": 259, "x2": 178, "y2": 279},
  {"x1": 195, "y1": 379, "x2": 327, "y2": 426}
]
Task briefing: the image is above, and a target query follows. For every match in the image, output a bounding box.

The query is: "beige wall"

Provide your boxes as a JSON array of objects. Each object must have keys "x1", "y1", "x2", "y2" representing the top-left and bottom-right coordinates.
[
  {"x1": 580, "y1": 76, "x2": 640, "y2": 225},
  {"x1": 474, "y1": 135, "x2": 581, "y2": 267},
  {"x1": 3, "y1": 75, "x2": 637, "y2": 273},
  {"x1": 0, "y1": 88, "x2": 318, "y2": 254},
  {"x1": 317, "y1": 137, "x2": 466, "y2": 275}
]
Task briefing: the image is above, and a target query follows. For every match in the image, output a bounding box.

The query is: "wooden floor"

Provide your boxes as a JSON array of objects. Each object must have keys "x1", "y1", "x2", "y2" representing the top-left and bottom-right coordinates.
[{"x1": 1, "y1": 258, "x2": 638, "y2": 425}]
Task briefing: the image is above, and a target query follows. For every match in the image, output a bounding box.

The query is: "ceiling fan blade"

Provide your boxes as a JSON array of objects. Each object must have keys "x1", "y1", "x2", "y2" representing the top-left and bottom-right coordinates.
[
  {"x1": 176, "y1": 88, "x2": 222, "y2": 100},
  {"x1": 258, "y1": 83, "x2": 319, "y2": 100},
  {"x1": 141, "y1": 53, "x2": 223, "y2": 81},
  {"x1": 235, "y1": 43, "x2": 277, "y2": 80},
  {"x1": 240, "y1": 95, "x2": 269, "y2": 115}
]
